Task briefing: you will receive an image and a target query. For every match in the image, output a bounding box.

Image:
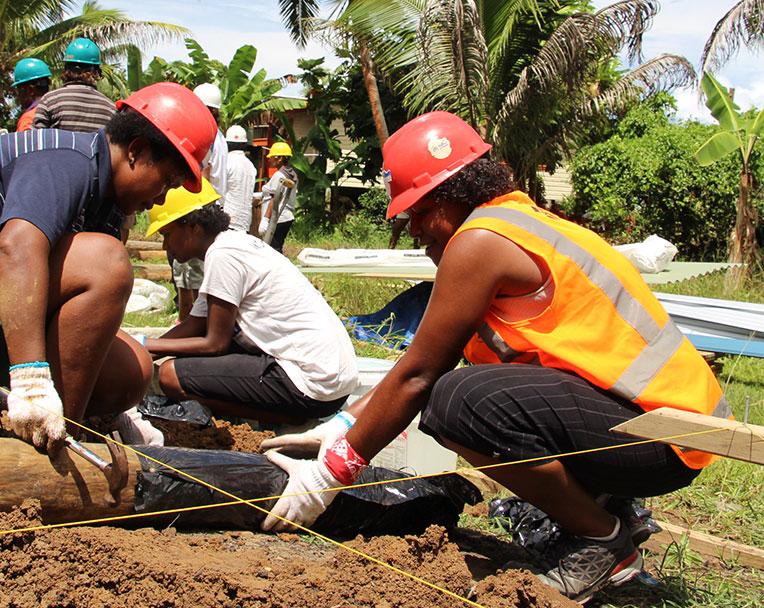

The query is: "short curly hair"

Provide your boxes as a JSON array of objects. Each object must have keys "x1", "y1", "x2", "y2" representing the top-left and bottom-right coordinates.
[
  {"x1": 180, "y1": 203, "x2": 230, "y2": 237},
  {"x1": 428, "y1": 156, "x2": 515, "y2": 210}
]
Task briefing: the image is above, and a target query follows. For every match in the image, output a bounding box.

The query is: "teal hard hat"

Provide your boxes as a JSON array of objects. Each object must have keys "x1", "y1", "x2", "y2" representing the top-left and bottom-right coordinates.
[
  {"x1": 12, "y1": 58, "x2": 52, "y2": 87},
  {"x1": 64, "y1": 37, "x2": 101, "y2": 65}
]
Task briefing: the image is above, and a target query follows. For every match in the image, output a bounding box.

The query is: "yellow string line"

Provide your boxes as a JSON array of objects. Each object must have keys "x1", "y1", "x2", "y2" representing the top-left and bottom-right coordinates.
[
  {"x1": 0, "y1": 394, "x2": 485, "y2": 606},
  {"x1": 0, "y1": 392, "x2": 728, "y2": 608},
  {"x1": 0, "y1": 423, "x2": 729, "y2": 539},
  {"x1": 0, "y1": 423, "x2": 727, "y2": 539}
]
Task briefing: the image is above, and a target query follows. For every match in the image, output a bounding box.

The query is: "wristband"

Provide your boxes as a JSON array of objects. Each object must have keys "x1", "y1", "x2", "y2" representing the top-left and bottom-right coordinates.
[
  {"x1": 323, "y1": 436, "x2": 368, "y2": 486},
  {"x1": 134, "y1": 334, "x2": 147, "y2": 346},
  {"x1": 9, "y1": 361, "x2": 49, "y2": 372},
  {"x1": 334, "y1": 411, "x2": 356, "y2": 430}
]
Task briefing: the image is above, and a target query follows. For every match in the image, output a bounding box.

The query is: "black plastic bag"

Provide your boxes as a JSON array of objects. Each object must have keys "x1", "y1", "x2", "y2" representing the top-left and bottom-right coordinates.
[{"x1": 134, "y1": 446, "x2": 480, "y2": 537}]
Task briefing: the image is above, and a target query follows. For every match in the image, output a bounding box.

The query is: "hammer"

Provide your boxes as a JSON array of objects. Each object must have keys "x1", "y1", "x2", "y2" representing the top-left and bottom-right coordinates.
[{"x1": 65, "y1": 434, "x2": 129, "y2": 507}]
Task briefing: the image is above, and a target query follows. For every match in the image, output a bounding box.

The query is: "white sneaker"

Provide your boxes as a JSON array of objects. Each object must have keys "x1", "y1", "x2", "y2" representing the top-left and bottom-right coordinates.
[{"x1": 114, "y1": 406, "x2": 164, "y2": 446}]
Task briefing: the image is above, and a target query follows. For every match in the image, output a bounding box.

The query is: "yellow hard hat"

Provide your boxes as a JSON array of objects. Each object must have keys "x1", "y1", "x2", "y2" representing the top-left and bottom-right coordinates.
[
  {"x1": 267, "y1": 141, "x2": 292, "y2": 158},
  {"x1": 145, "y1": 178, "x2": 220, "y2": 236}
]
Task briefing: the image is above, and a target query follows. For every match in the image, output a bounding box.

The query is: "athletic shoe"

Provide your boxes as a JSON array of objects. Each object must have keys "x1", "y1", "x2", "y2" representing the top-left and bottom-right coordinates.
[
  {"x1": 603, "y1": 497, "x2": 661, "y2": 547},
  {"x1": 533, "y1": 519, "x2": 642, "y2": 603},
  {"x1": 114, "y1": 406, "x2": 164, "y2": 446}
]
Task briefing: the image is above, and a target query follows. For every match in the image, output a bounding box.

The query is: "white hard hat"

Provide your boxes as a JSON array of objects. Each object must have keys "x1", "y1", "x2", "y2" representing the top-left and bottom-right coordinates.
[
  {"x1": 225, "y1": 125, "x2": 247, "y2": 143},
  {"x1": 193, "y1": 82, "x2": 222, "y2": 109}
]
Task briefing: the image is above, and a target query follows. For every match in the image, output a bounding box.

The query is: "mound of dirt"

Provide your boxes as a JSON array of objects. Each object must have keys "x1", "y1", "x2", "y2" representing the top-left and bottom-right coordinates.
[
  {"x1": 152, "y1": 417, "x2": 274, "y2": 453},
  {"x1": 0, "y1": 507, "x2": 575, "y2": 608}
]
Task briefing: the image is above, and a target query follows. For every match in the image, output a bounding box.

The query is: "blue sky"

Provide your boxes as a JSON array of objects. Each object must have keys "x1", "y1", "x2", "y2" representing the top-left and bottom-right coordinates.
[{"x1": 76, "y1": 1, "x2": 763, "y2": 120}]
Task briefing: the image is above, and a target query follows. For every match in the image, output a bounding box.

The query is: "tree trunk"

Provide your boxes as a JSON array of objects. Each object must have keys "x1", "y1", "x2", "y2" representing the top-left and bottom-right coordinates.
[
  {"x1": 358, "y1": 41, "x2": 389, "y2": 146},
  {"x1": 727, "y1": 169, "x2": 760, "y2": 288}
]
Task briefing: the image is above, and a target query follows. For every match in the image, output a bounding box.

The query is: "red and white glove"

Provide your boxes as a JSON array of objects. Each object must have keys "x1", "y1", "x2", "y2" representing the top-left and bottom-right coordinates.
[
  {"x1": 261, "y1": 436, "x2": 368, "y2": 532},
  {"x1": 7, "y1": 362, "x2": 67, "y2": 452},
  {"x1": 259, "y1": 411, "x2": 356, "y2": 459}
]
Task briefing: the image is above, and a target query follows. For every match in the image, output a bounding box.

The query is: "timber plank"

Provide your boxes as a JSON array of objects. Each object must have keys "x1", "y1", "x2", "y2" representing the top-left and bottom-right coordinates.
[
  {"x1": 612, "y1": 407, "x2": 764, "y2": 465},
  {"x1": 645, "y1": 520, "x2": 764, "y2": 569}
]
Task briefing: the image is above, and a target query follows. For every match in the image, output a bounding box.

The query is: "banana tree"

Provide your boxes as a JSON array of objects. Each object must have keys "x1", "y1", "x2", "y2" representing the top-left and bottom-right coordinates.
[
  {"x1": 126, "y1": 39, "x2": 306, "y2": 129},
  {"x1": 696, "y1": 71, "x2": 763, "y2": 281}
]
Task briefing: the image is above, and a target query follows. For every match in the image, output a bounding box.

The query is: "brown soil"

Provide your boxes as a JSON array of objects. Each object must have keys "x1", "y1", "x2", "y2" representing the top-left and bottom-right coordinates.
[
  {"x1": 153, "y1": 417, "x2": 275, "y2": 453},
  {"x1": 0, "y1": 502, "x2": 575, "y2": 608}
]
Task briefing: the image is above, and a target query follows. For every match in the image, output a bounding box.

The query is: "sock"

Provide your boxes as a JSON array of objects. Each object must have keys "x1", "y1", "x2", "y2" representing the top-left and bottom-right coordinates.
[{"x1": 584, "y1": 517, "x2": 620, "y2": 542}]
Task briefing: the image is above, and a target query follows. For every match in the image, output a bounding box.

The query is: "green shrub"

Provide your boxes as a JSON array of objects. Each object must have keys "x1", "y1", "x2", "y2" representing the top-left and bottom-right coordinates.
[
  {"x1": 356, "y1": 187, "x2": 390, "y2": 225},
  {"x1": 565, "y1": 97, "x2": 764, "y2": 260}
]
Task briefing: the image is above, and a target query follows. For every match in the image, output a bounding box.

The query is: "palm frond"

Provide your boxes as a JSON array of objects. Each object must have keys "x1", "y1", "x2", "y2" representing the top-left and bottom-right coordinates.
[
  {"x1": 278, "y1": 0, "x2": 321, "y2": 47},
  {"x1": 583, "y1": 54, "x2": 696, "y2": 116},
  {"x1": 392, "y1": 0, "x2": 488, "y2": 125},
  {"x1": 700, "y1": 0, "x2": 764, "y2": 74},
  {"x1": 494, "y1": 0, "x2": 659, "y2": 131}
]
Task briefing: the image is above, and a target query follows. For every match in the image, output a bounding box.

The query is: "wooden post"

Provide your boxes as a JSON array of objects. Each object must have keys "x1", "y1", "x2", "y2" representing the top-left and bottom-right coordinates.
[
  {"x1": 611, "y1": 408, "x2": 764, "y2": 465},
  {"x1": 0, "y1": 438, "x2": 141, "y2": 523}
]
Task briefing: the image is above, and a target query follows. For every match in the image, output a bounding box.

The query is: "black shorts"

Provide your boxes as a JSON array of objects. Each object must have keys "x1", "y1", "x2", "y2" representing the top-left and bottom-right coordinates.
[
  {"x1": 173, "y1": 348, "x2": 347, "y2": 419},
  {"x1": 419, "y1": 364, "x2": 700, "y2": 498}
]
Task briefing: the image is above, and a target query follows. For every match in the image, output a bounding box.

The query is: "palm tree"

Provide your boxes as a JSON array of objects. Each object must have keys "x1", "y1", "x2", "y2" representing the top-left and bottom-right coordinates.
[
  {"x1": 336, "y1": 0, "x2": 695, "y2": 197},
  {"x1": 276, "y1": 0, "x2": 390, "y2": 145},
  {"x1": 700, "y1": 0, "x2": 764, "y2": 75},
  {"x1": 1, "y1": 0, "x2": 187, "y2": 103}
]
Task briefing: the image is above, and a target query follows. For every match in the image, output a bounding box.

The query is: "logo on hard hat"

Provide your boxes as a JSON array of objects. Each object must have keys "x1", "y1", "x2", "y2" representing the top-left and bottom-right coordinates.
[
  {"x1": 427, "y1": 137, "x2": 452, "y2": 160},
  {"x1": 382, "y1": 169, "x2": 393, "y2": 198}
]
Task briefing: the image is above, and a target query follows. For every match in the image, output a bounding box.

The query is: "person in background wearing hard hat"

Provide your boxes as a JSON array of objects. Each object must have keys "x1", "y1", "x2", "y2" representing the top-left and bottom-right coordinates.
[
  {"x1": 258, "y1": 111, "x2": 730, "y2": 603},
  {"x1": 33, "y1": 37, "x2": 115, "y2": 132},
  {"x1": 223, "y1": 125, "x2": 257, "y2": 232},
  {"x1": 170, "y1": 83, "x2": 229, "y2": 321},
  {"x1": 0, "y1": 82, "x2": 217, "y2": 453},
  {"x1": 11, "y1": 58, "x2": 52, "y2": 132},
  {"x1": 143, "y1": 182, "x2": 358, "y2": 428},
  {"x1": 259, "y1": 141, "x2": 298, "y2": 253}
]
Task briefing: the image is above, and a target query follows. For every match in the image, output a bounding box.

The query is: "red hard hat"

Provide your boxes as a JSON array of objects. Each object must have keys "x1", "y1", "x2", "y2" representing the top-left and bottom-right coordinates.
[
  {"x1": 383, "y1": 111, "x2": 492, "y2": 218},
  {"x1": 116, "y1": 82, "x2": 217, "y2": 193}
]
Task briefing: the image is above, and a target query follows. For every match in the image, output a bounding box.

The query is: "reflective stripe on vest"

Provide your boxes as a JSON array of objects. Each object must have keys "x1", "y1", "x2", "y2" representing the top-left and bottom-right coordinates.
[
  {"x1": 464, "y1": 203, "x2": 732, "y2": 431},
  {"x1": 467, "y1": 206, "x2": 697, "y2": 405}
]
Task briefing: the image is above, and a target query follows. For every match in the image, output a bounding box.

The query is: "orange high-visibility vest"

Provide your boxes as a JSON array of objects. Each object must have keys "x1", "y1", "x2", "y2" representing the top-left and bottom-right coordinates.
[{"x1": 454, "y1": 192, "x2": 731, "y2": 469}]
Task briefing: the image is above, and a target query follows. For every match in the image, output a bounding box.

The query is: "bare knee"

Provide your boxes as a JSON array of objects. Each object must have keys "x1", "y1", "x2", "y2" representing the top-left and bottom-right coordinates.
[
  {"x1": 51, "y1": 233, "x2": 133, "y2": 309},
  {"x1": 89, "y1": 332, "x2": 154, "y2": 415}
]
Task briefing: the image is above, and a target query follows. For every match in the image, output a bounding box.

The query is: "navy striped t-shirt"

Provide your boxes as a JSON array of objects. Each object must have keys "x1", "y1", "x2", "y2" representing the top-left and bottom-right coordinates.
[{"x1": 0, "y1": 128, "x2": 121, "y2": 245}]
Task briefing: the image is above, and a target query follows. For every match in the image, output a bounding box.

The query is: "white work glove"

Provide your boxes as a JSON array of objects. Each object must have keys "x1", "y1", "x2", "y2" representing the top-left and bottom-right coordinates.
[
  {"x1": 258, "y1": 217, "x2": 269, "y2": 237},
  {"x1": 7, "y1": 362, "x2": 67, "y2": 452},
  {"x1": 260, "y1": 412, "x2": 356, "y2": 459},
  {"x1": 261, "y1": 451, "x2": 344, "y2": 532}
]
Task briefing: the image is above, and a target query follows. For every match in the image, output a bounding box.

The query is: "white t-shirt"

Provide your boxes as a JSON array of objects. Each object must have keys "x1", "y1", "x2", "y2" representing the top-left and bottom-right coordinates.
[
  {"x1": 223, "y1": 150, "x2": 257, "y2": 231},
  {"x1": 261, "y1": 166, "x2": 298, "y2": 223},
  {"x1": 206, "y1": 130, "x2": 228, "y2": 196},
  {"x1": 190, "y1": 230, "x2": 358, "y2": 401}
]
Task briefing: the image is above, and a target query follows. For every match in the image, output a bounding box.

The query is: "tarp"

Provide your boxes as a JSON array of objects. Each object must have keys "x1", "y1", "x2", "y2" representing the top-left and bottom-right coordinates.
[{"x1": 134, "y1": 446, "x2": 480, "y2": 537}]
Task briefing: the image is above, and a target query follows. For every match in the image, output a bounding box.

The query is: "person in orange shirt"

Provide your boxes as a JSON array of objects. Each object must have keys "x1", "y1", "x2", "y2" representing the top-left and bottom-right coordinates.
[
  {"x1": 11, "y1": 58, "x2": 52, "y2": 132},
  {"x1": 260, "y1": 112, "x2": 730, "y2": 603}
]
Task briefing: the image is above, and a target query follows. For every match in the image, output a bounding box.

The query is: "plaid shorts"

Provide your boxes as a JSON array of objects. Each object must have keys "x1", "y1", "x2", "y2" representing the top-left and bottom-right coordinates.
[{"x1": 419, "y1": 364, "x2": 699, "y2": 498}]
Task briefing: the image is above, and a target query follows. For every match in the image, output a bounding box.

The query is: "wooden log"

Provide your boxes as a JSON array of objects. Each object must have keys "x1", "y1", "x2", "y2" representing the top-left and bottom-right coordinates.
[
  {"x1": 133, "y1": 249, "x2": 168, "y2": 262},
  {"x1": 0, "y1": 437, "x2": 141, "y2": 523},
  {"x1": 645, "y1": 519, "x2": 764, "y2": 570},
  {"x1": 133, "y1": 263, "x2": 172, "y2": 282},
  {"x1": 611, "y1": 407, "x2": 764, "y2": 465},
  {"x1": 126, "y1": 239, "x2": 163, "y2": 252}
]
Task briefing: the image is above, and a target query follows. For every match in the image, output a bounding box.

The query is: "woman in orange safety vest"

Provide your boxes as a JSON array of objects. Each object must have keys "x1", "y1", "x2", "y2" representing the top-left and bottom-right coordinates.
[{"x1": 259, "y1": 112, "x2": 730, "y2": 603}]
